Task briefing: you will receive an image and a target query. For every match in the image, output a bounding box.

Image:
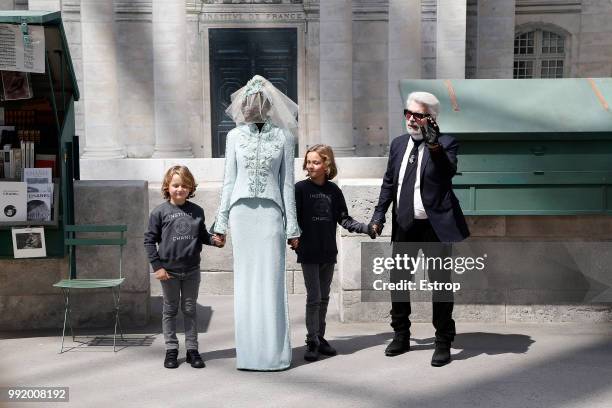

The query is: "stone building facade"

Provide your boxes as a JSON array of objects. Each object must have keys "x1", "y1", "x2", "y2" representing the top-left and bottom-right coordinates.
[
  {"x1": 1, "y1": 1, "x2": 611, "y2": 324},
  {"x1": 2, "y1": 0, "x2": 609, "y2": 159}
]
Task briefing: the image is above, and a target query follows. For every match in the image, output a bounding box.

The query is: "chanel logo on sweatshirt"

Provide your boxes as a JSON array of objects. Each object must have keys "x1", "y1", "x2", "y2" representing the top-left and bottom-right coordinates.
[
  {"x1": 173, "y1": 218, "x2": 192, "y2": 235},
  {"x1": 311, "y1": 194, "x2": 332, "y2": 222}
]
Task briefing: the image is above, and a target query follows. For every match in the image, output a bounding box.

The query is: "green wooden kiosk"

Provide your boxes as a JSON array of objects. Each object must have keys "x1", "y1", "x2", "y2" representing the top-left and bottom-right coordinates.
[
  {"x1": 0, "y1": 11, "x2": 80, "y2": 258},
  {"x1": 400, "y1": 79, "x2": 612, "y2": 215}
]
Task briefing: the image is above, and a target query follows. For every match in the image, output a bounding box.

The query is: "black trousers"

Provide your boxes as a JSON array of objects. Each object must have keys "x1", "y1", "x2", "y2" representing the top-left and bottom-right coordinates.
[{"x1": 390, "y1": 219, "x2": 456, "y2": 346}]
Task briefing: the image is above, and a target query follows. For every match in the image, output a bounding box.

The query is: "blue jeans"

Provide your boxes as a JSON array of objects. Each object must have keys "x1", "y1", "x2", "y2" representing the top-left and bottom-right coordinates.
[{"x1": 160, "y1": 268, "x2": 201, "y2": 350}]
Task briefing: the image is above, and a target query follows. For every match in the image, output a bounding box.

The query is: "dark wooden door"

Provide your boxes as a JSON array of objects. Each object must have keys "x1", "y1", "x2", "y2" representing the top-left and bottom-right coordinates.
[{"x1": 209, "y1": 28, "x2": 298, "y2": 158}]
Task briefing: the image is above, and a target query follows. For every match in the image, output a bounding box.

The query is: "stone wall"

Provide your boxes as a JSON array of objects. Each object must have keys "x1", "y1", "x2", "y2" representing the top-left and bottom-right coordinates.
[
  {"x1": 0, "y1": 180, "x2": 150, "y2": 331},
  {"x1": 0, "y1": 0, "x2": 27, "y2": 9},
  {"x1": 79, "y1": 158, "x2": 612, "y2": 323}
]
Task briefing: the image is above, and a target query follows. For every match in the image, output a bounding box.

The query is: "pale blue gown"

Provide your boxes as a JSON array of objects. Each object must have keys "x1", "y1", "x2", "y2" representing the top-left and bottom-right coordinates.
[{"x1": 213, "y1": 121, "x2": 300, "y2": 370}]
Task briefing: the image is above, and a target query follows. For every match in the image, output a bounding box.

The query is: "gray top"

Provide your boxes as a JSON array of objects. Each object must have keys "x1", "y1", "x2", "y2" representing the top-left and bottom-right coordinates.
[{"x1": 144, "y1": 200, "x2": 213, "y2": 272}]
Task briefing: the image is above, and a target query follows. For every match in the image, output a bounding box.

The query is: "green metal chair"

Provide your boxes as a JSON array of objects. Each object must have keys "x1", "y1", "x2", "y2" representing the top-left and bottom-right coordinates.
[{"x1": 53, "y1": 224, "x2": 127, "y2": 353}]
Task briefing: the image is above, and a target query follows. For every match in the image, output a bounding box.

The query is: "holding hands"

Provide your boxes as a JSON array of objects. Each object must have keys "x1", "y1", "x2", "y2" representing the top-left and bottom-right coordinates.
[
  {"x1": 367, "y1": 222, "x2": 380, "y2": 239},
  {"x1": 212, "y1": 233, "x2": 226, "y2": 248},
  {"x1": 369, "y1": 222, "x2": 383, "y2": 238},
  {"x1": 288, "y1": 238, "x2": 299, "y2": 250}
]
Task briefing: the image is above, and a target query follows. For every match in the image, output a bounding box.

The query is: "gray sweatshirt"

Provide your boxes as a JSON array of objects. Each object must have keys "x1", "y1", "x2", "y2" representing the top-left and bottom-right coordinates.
[{"x1": 144, "y1": 200, "x2": 214, "y2": 272}]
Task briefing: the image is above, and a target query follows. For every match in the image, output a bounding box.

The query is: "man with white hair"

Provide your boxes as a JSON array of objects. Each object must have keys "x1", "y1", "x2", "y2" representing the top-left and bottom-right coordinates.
[{"x1": 371, "y1": 91, "x2": 470, "y2": 366}]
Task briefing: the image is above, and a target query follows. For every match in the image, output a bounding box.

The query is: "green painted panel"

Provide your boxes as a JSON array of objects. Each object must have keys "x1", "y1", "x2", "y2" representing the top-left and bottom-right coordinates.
[
  {"x1": 453, "y1": 185, "x2": 609, "y2": 215},
  {"x1": 476, "y1": 186, "x2": 603, "y2": 211},
  {"x1": 459, "y1": 154, "x2": 612, "y2": 173},
  {"x1": 399, "y1": 79, "x2": 612, "y2": 135},
  {"x1": 453, "y1": 188, "x2": 473, "y2": 212},
  {"x1": 457, "y1": 141, "x2": 612, "y2": 172},
  {"x1": 454, "y1": 172, "x2": 612, "y2": 185},
  {"x1": 0, "y1": 11, "x2": 61, "y2": 24}
]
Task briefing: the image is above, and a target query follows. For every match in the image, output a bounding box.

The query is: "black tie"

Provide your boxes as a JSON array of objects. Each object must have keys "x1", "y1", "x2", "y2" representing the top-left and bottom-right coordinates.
[{"x1": 397, "y1": 138, "x2": 422, "y2": 230}]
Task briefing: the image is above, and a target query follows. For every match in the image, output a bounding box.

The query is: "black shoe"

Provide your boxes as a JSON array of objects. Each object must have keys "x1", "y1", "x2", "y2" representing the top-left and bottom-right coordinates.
[
  {"x1": 186, "y1": 349, "x2": 205, "y2": 368},
  {"x1": 431, "y1": 345, "x2": 451, "y2": 367},
  {"x1": 385, "y1": 334, "x2": 410, "y2": 357},
  {"x1": 304, "y1": 340, "x2": 319, "y2": 362},
  {"x1": 164, "y1": 349, "x2": 179, "y2": 369},
  {"x1": 317, "y1": 336, "x2": 337, "y2": 356}
]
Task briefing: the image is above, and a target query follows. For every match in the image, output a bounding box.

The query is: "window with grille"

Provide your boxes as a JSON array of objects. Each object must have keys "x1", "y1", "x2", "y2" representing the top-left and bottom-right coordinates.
[{"x1": 513, "y1": 29, "x2": 566, "y2": 79}]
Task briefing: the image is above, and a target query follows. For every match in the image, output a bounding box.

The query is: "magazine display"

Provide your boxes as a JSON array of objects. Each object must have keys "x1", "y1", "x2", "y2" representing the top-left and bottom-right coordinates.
[{"x1": 0, "y1": 181, "x2": 27, "y2": 221}]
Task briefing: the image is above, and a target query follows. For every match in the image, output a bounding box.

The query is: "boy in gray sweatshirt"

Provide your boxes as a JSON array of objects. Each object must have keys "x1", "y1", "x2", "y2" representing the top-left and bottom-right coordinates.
[{"x1": 144, "y1": 165, "x2": 224, "y2": 369}]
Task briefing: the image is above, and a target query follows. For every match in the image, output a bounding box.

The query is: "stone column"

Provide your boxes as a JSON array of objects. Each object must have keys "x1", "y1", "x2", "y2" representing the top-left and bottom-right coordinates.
[
  {"x1": 319, "y1": 0, "x2": 354, "y2": 156},
  {"x1": 0, "y1": 1, "x2": 12, "y2": 9},
  {"x1": 388, "y1": 0, "x2": 422, "y2": 142},
  {"x1": 80, "y1": 0, "x2": 125, "y2": 159},
  {"x1": 476, "y1": 0, "x2": 515, "y2": 78},
  {"x1": 115, "y1": 2, "x2": 155, "y2": 158},
  {"x1": 27, "y1": 0, "x2": 60, "y2": 10},
  {"x1": 151, "y1": 0, "x2": 193, "y2": 158},
  {"x1": 436, "y1": 0, "x2": 467, "y2": 78}
]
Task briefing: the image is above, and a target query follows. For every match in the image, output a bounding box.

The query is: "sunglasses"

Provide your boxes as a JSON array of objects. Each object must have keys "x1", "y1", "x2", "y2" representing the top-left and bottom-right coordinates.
[{"x1": 403, "y1": 109, "x2": 430, "y2": 121}]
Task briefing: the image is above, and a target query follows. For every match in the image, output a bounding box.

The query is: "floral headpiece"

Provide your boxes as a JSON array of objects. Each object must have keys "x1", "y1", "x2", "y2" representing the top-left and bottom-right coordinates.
[
  {"x1": 225, "y1": 74, "x2": 298, "y2": 130},
  {"x1": 245, "y1": 76, "x2": 265, "y2": 96}
]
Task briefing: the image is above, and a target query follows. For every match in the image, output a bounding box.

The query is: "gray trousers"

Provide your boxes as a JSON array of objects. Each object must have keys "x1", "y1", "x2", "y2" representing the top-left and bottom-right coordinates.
[
  {"x1": 301, "y1": 263, "x2": 335, "y2": 343},
  {"x1": 160, "y1": 269, "x2": 201, "y2": 350}
]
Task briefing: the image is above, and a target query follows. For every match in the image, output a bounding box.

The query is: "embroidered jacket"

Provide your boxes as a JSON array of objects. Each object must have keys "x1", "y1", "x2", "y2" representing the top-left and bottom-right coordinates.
[{"x1": 213, "y1": 122, "x2": 301, "y2": 239}]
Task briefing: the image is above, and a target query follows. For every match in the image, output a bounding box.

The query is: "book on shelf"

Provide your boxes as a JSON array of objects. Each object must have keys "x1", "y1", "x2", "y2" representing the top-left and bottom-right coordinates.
[
  {"x1": 27, "y1": 184, "x2": 52, "y2": 221},
  {"x1": 0, "y1": 181, "x2": 27, "y2": 222},
  {"x1": 13, "y1": 147, "x2": 22, "y2": 180},
  {"x1": 2, "y1": 145, "x2": 12, "y2": 179},
  {"x1": 35, "y1": 154, "x2": 56, "y2": 177},
  {"x1": 17, "y1": 140, "x2": 35, "y2": 169},
  {"x1": 0, "y1": 126, "x2": 15, "y2": 141},
  {"x1": 27, "y1": 141, "x2": 34, "y2": 168},
  {"x1": 24, "y1": 167, "x2": 52, "y2": 185},
  {"x1": 20, "y1": 141, "x2": 32, "y2": 170},
  {"x1": 20, "y1": 142, "x2": 26, "y2": 175}
]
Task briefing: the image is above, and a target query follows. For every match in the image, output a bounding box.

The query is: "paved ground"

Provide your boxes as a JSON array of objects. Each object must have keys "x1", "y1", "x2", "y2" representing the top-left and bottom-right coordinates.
[{"x1": 1, "y1": 294, "x2": 612, "y2": 408}]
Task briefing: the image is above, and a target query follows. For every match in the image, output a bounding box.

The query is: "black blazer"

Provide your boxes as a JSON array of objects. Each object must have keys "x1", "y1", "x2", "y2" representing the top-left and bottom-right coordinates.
[{"x1": 371, "y1": 133, "x2": 470, "y2": 243}]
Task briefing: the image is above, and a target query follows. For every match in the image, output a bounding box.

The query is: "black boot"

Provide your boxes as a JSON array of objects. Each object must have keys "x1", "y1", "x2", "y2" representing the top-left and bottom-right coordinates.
[
  {"x1": 304, "y1": 340, "x2": 319, "y2": 362},
  {"x1": 164, "y1": 349, "x2": 179, "y2": 369},
  {"x1": 385, "y1": 333, "x2": 410, "y2": 357},
  {"x1": 186, "y1": 349, "x2": 206, "y2": 368},
  {"x1": 317, "y1": 336, "x2": 337, "y2": 356},
  {"x1": 431, "y1": 344, "x2": 451, "y2": 367}
]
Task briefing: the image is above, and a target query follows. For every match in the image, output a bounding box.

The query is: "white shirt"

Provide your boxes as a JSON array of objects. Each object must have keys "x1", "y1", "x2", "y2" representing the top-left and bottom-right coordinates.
[{"x1": 396, "y1": 137, "x2": 428, "y2": 219}]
